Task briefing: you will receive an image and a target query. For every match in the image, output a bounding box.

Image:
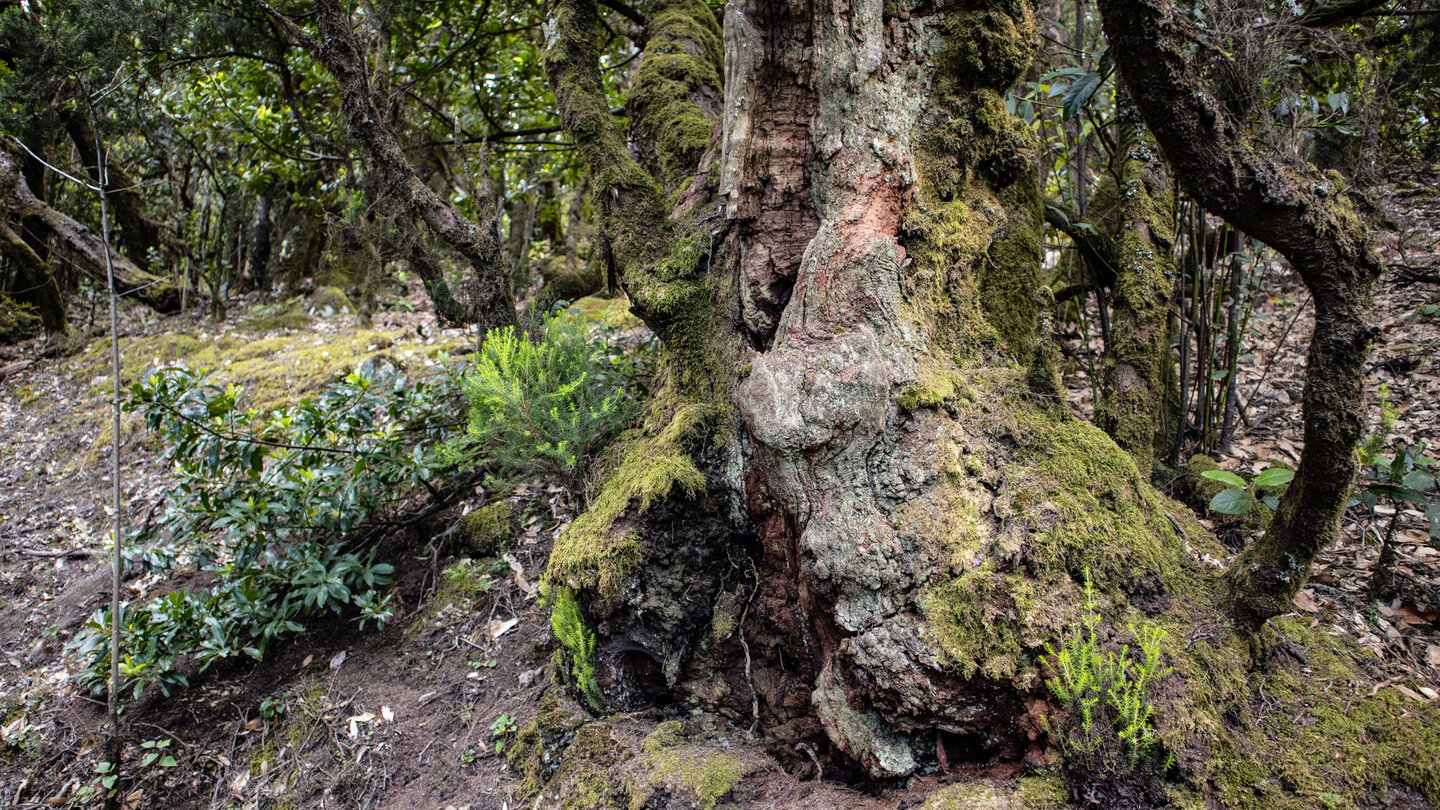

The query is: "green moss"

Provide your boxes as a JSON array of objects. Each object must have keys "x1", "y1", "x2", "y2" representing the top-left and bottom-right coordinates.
[
  {"x1": 452, "y1": 501, "x2": 516, "y2": 557},
  {"x1": 980, "y1": 165, "x2": 1044, "y2": 359},
  {"x1": 922, "y1": 563, "x2": 1074, "y2": 681},
  {"x1": 1008, "y1": 411, "x2": 1190, "y2": 590},
  {"x1": 546, "y1": 393, "x2": 714, "y2": 603},
  {"x1": 640, "y1": 721, "x2": 686, "y2": 753},
  {"x1": 1096, "y1": 122, "x2": 1175, "y2": 467},
  {"x1": 918, "y1": 778, "x2": 1068, "y2": 809},
  {"x1": 506, "y1": 689, "x2": 593, "y2": 802},
  {"x1": 1155, "y1": 614, "x2": 1440, "y2": 810},
  {"x1": 68, "y1": 328, "x2": 415, "y2": 416},
  {"x1": 633, "y1": 747, "x2": 748, "y2": 810},
  {"x1": 0, "y1": 297, "x2": 42, "y2": 344},
  {"x1": 626, "y1": 0, "x2": 723, "y2": 190},
  {"x1": 239, "y1": 298, "x2": 311, "y2": 333},
  {"x1": 308, "y1": 286, "x2": 354, "y2": 315}
]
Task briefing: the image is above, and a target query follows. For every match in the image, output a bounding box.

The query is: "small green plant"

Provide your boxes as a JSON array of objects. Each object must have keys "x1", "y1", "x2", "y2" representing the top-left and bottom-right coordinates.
[
  {"x1": 1043, "y1": 572, "x2": 1172, "y2": 770},
  {"x1": 490, "y1": 713, "x2": 518, "y2": 754},
  {"x1": 138, "y1": 738, "x2": 178, "y2": 769},
  {"x1": 549, "y1": 584, "x2": 603, "y2": 712},
  {"x1": 1199, "y1": 465, "x2": 1294, "y2": 516},
  {"x1": 463, "y1": 314, "x2": 644, "y2": 489}
]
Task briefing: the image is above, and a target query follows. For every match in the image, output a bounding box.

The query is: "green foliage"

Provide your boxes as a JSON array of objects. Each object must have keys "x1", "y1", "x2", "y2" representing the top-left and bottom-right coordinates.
[
  {"x1": 1043, "y1": 571, "x2": 1172, "y2": 771},
  {"x1": 70, "y1": 359, "x2": 465, "y2": 697},
  {"x1": 549, "y1": 585, "x2": 602, "y2": 712},
  {"x1": 464, "y1": 315, "x2": 645, "y2": 488},
  {"x1": 490, "y1": 713, "x2": 519, "y2": 754},
  {"x1": 1199, "y1": 465, "x2": 1294, "y2": 515}
]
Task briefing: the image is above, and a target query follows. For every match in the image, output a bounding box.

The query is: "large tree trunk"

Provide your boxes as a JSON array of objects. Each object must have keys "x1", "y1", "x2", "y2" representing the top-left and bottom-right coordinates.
[{"x1": 525, "y1": 1, "x2": 1440, "y2": 807}]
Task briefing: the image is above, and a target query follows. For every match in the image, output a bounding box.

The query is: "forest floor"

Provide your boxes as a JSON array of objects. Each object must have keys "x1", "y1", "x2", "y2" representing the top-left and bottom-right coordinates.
[{"x1": 0, "y1": 186, "x2": 1437, "y2": 808}]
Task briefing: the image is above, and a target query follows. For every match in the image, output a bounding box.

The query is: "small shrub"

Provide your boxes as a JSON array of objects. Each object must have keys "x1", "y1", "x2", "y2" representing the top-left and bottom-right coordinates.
[
  {"x1": 70, "y1": 359, "x2": 465, "y2": 697},
  {"x1": 463, "y1": 315, "x2": 644, "y2": 490},
  {"x1": 1043, "y1": 571, "x2": 1172, "y2": 771}
]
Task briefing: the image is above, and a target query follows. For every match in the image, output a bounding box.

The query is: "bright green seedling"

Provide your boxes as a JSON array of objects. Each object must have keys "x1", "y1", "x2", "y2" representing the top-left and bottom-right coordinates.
[
  {"x1": 1043, "y1": 571, "x2": 1173, "y2": 771},
  {"x1": 139, "y1": 738, "x2": 178, "y2": 769},
  {"x1": 1200, "y1": 465, "x2": 1294, "y2": 515},
  {"x1": 490, "y1": 713, "x2": 518, "y2": 754}
]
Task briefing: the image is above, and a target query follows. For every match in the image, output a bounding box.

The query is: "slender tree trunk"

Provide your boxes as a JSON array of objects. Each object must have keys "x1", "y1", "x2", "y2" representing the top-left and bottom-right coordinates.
[
  {"x1": 1099, "y1": 0, "x2": 1384, "y2": 629},
  {"x1": 244, "y1": 191, "x2": 273, "y2": 292},
  {"x1": 264, "y1": 0, "x2": 518, "y2": 332}
]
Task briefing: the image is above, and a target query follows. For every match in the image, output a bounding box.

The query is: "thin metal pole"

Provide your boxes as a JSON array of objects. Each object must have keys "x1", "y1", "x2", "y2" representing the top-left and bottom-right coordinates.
[{"x1": 95, "y1": 115, "x2": 124, "y2": 787}]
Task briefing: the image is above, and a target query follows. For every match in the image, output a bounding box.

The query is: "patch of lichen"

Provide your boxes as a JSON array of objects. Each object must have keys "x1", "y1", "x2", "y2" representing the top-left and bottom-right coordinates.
[
  {"x1": 451, "y1": 500, "x2": 516, "y2": 558},
  {"x1": 632, "y1": 746, "x2": 749, "y2": 810},
  {"x1": 546, "y1": 389, "x2": 716, "y2": 604},
  {"x1": 921, "y1": 562, "x2": 1075, "y2": 682},
  {"x1": 918, "y1": 776, "x2": 1068, "y2": 809}
]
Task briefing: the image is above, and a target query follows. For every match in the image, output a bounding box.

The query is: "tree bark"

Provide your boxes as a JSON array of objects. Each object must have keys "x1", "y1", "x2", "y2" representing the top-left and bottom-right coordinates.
[
  {"x1": 1095, "y1": 103, "x2": 1175, "y2": 469},
  {"x1": 243, "y1": 191, "x2": 273, "y2": 292},
  {"x1": 1097, "y1": 0, "x2": 1384, "y2": 629}
]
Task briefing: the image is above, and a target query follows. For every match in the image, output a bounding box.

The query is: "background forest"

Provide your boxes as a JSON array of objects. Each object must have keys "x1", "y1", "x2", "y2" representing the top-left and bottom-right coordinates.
[{"x1": 0, "y1": 0, "x2": 1438, "y2": 808}]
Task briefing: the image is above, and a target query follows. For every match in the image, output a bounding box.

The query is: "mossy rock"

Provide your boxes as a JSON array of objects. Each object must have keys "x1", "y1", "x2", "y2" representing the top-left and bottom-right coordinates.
[
  {"x1": 0, "y1": 297, "x2": 42, "y2": 344},
  {"x1": 451, "y1": 501, "x2": 517, "y2": 557},
  {"x1": 240, "y1": 298, "x2": 310, "y2": 333},
  {"x1": 307, "y1": 286, "x2": 354, "y2": 316}
]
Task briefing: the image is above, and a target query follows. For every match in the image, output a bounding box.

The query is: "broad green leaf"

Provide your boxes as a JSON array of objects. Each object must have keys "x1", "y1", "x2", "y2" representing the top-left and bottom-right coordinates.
[
  {"x1": 1253, "y1": 468, "x2": 1295, "y2": 488},
  {"x1": 1062, "y1": 72, "x2": 1103, "y2": 120},
  {"x1": 1200, "y1": 469, "x2": 1247, "y2": 488},
  {"x1": 1209, "y1": 488, "x2": 1255, "y2": 515},
  {"x1": 1403, "y1": 470, "x2": 1436, "y2": 492}
]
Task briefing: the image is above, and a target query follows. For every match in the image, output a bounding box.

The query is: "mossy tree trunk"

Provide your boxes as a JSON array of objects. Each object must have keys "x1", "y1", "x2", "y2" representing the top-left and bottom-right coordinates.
[
  {"x1": 541, "y1": 0, "x2": 1169, "y2": 779},
  {"x1": 1097, "y1": 0, "x2": 1384, "y2": 630},
  {"x1": 1, "y1": 148, "x2": 179, "y2": 315},
  {"x1": 523, "y1": 2, "x2": 1440, "y2": 805},
  {"x1": 1094, "y1": 101, "x2": 1176, "y2": 470}
]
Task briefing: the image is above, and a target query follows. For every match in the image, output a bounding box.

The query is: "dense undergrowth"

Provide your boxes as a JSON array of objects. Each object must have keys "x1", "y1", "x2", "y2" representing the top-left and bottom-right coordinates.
[{"x1": 70, "y1": 309, "x2": 649, "y2": 700}]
